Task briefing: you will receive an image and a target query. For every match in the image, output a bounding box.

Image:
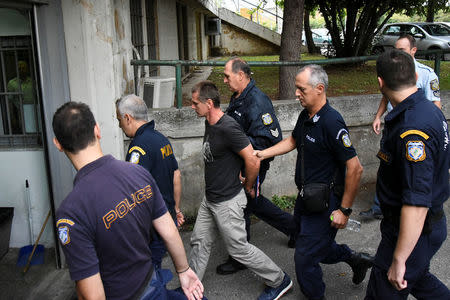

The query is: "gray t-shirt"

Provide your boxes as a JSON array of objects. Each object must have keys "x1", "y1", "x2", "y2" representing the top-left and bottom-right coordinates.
[{"x1": 203, "y1": 114, "x2": 250, "y2": 202}]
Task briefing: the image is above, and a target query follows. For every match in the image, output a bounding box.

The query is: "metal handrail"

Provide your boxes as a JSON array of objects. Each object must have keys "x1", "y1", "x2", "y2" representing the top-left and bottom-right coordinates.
[{"x1": 131, "y1": 48, "x2": 450, "y2": 108}]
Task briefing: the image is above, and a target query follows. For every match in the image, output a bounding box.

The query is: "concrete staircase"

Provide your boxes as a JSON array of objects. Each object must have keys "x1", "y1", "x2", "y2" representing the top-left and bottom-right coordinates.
[{"x1": 217, "y1": 7, "x2": 280, "y2": 47}]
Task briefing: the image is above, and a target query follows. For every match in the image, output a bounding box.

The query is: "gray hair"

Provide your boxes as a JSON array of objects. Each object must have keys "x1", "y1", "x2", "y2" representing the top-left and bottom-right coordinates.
[
  {"x1": 298, "y1": 64, "x2": 328, "y2": 91},
  {"x1": 115, "y1": 94, "x2": 148, "y2": 121}
]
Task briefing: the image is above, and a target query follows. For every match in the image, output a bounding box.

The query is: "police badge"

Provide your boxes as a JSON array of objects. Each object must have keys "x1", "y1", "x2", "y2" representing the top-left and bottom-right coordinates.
[
  {"x1": 58, "y1": 226, "x2": 70, "y2": 245},
  {"x1": 130, "y1": 151, "x2": 140, "y2": 164},
  {"x1": 261, "y1": 113, "x2": 273, "y2": 125},
  {"x1": 342, "y1": 133, "x2": 352, "y2": 147},
  {"x1": 406, "y1": 141, "x2": 426, "y2": 162}
]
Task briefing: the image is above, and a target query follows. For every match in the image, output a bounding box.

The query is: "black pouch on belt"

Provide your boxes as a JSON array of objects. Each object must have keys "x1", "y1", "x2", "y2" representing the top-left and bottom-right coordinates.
[{"x1": 301, "y1": 183, "x2": 330, "y2": 213}]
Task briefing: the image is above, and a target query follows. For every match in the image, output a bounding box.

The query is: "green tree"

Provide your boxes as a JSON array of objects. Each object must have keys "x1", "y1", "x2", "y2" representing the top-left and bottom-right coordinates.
[
  {"x1": 414, "y1": 0, "x2": 450, "y2": 22},
  {"x1": 304, "y1": 1, "x2": 320, "y2": 54},
  {"x1": 279, "y1": 0, "x2": 304, "y2": 99},
  {"x1": 312, "y1": 0, "x2": 428, "y2": 57}
]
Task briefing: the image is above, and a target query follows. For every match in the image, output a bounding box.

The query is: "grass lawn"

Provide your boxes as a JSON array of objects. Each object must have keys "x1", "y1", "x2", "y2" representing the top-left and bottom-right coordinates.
[{"x1": 206, "y1": 54, "x2": 450, "y2": 103}]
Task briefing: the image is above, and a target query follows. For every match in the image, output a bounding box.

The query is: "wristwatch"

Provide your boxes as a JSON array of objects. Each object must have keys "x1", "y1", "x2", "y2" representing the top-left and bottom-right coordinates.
[{"x1": 339, "y1": 206, "x2": 353, "y2": 216}]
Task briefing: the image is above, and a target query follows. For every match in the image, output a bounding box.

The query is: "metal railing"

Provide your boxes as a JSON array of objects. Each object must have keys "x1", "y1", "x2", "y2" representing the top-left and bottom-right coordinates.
[{"x1": 131, "y1": 48, "x2": 450, "y2": 109}]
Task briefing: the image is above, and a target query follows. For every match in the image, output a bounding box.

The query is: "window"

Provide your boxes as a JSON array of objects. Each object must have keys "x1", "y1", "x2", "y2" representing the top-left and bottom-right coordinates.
[
  {"x1": 420, "y1": 24, "x2": 450, "y2": 36},
  {"x1": 384, "y1": 25, "x2": 401, "y2": 36},
  {"x1": 130, "y1": 0, "x2": 157, "y2": 93},
  {"x1": 0, "y1": 8, "x2": 42, "y2": 148}
]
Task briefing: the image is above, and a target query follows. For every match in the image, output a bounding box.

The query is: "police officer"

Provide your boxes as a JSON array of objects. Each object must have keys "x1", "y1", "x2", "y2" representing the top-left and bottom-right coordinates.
[
  {"x1": 256, "y1": 65, "x2": 373, "y2": 300},
  {"x1": 116, "y1": 94, "x2": 184, "y2": 269},
  {"x1": 216, "y1": 58, "x2": 296, "y2": 275},
  {"x1": 365, "y1": 49, "x2": 450, "y2": 299},
  {"x1": 362, "y1": 34, "x2": 441, "y2": 219}
]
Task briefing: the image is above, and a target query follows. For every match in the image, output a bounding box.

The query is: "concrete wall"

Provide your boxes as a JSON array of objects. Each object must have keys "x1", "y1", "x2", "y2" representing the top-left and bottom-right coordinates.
[
  {"x1": 156, "y1": 0, "x2": 178, "y2": 77},
  {"x1": 61, "y1": 0, "x2": 134, "y2": 161},
  {"x1": 140, "y1": 91, "x2": 450, "y2": 216},
  {"x1": 0, "y1": 151, "x2": 53, "y2": 247},
  {"x1": 220, "y1": 22, "x2": 280, "y2": 56}
]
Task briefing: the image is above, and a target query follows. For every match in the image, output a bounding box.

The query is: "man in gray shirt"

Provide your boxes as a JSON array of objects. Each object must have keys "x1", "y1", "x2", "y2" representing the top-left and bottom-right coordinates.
[{"x1": 188, "y1": 81, "x2": 292, "y2": 300}]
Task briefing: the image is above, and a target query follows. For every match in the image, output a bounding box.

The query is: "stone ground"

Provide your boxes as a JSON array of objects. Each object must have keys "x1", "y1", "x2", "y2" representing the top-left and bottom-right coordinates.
[{"x1": 1, "y1": 182, "x2": 448, "y2": 300}]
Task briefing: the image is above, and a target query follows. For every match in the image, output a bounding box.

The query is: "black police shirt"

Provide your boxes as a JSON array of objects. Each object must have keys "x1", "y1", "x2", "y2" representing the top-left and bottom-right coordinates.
[{"x1": 292, "y1": 101, "x2": 357, "y2": 188}]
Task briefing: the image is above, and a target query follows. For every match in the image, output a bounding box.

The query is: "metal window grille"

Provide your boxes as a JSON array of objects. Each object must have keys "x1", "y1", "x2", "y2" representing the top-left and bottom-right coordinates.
[
  {"x1": 145, "y1": 0, "x2": 157, "y2": 77},
  {"x1": 0, "y1": 33, "x2": 42, "y2": 148}
]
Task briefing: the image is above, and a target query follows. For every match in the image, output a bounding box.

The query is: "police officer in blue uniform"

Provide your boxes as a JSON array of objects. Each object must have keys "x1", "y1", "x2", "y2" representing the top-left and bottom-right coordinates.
[
  {"x1": 116, "y1": 94, "x2": 184, "y2": 270},
  {"x1": 216, "y1": 58, "x2": 296, "y2": 275},
  {"x1": 362, "y1": 34, "x2": 442, "y2": 219},
  {"x1": 256, "y1": 65, "x2": 373, "y2": 300},
  {"x1": 365, "y1": 49, "x2": 450, "y2": 299}
]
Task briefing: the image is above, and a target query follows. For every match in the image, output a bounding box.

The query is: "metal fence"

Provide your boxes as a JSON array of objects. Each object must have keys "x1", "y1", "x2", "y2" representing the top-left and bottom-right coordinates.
[{"x1": 131, "y1": 49, "x2": 450, "y2": 109}]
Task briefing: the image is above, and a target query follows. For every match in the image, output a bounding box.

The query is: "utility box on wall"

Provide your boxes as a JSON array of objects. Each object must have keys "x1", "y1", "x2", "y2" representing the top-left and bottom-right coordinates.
[{"x1": 141, "y1": 77, "x2": 176, "y2": 108}]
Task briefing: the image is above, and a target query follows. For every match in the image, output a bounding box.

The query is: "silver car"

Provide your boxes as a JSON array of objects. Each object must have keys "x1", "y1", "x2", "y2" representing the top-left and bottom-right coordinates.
[{"x1": 372, "y1": 22, "x2": 450, "y2": 60}]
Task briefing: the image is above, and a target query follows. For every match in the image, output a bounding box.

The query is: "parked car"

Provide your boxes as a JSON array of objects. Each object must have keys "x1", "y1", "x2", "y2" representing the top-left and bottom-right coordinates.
[
  {"x1": 438, "y1": 22, "x2": 450, "y2": 29},
  {"x1": 372, "y1": 22, "x2": 450, "y2": 60},
  {"x1": 302, "y1": 29, "x2": 332, "y2": 47}
]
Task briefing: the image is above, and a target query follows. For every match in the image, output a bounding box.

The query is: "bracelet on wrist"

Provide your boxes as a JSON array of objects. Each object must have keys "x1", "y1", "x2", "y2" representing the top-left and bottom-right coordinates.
[
  {"x1": 176, "y1": 266, "x2": 190, "y2": 274},
  {"x1": 176, "y1": 210, "x2": 182, "y2": 215}
]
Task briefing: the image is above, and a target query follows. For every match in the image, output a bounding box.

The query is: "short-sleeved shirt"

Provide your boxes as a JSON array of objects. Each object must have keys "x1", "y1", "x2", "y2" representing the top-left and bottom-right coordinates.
[
  {"x1": 56, "y1": 155, "x2": 167, "y2": 300},
  {"x1": 126, "y1": 121, "x2": 179, "y2": 213},
  {"x1": 203, "y1": 114, "x2": 250, "y2": 202},
  {"x1": 292, "y1": 101, "x2": 357, "y2": 189},
  {"x1": 377, "y1": 90, "x2": 449, "y2": 213},
  {"x1": 387, "y1": 59, "x2": 440, "y2": 111}
]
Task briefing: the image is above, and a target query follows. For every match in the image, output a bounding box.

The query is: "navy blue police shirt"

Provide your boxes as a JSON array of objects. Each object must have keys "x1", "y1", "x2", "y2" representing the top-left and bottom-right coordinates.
[
  {"x1": 292, "y1": 101, "x2": 357, "y2": 189},
  {"x1": 56, "y1": 155, "x2": 167, "y2": 300},
  {"x1": 126, "y1": 121, "x2": 179, "y2": 214},
  {"x1": 376, "y1": 90, "x2": 449, "y2": 214},
  {"x1": 226, "y1": 79, "x2": 282, "y2": 172}
]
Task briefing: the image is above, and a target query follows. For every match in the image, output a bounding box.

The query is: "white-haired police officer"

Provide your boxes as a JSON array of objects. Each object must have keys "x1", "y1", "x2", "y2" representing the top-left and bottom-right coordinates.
[
  {"x1": 365, "y1": 49, "x2": 450, "y2": 299},
  {"x1": 256, "y1": 65, "x2": 373, "y2": 300}
]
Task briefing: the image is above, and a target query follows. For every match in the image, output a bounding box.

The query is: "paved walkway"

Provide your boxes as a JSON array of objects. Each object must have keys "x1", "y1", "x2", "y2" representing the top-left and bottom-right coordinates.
[{"x1": 1, "y1": 183, "x2": 449, "y2": 299}]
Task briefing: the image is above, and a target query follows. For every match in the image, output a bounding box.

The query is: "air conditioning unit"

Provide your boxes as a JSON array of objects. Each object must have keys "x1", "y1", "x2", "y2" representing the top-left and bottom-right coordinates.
[
  {"x1": 140, "y1": 77, "x2": 176, "y2": 108},
  {"x1": 205, "y1": 17, "x2": 221, "y2": 36}
]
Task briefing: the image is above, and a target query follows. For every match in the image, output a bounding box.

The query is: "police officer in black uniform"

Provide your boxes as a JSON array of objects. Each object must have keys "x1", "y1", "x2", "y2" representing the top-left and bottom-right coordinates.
[
  {"x1": 216, "y1": 58, "x2": 296, "y2": 275},
  {"x1": 256, "y1": 64, "x2": 373, "y2": 300},
  {"x1": 116, "y1": 94, "x2": 184, "y2": 270},
  {"x1": 365, "y1": 50, "x2": 450, "y2": 299}
]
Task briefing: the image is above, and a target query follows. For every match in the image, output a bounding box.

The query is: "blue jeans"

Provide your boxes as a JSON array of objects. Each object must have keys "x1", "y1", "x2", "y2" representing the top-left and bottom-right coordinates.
[
  {"x1": 151, "y1": 209, "x2": 177, "y2": 269},
  {"x1": 139, "y1": 269, "x2": 186, "y2": 300},
  {"x1": 371, "y1": 195, "x2": 382, "y2": 214}
]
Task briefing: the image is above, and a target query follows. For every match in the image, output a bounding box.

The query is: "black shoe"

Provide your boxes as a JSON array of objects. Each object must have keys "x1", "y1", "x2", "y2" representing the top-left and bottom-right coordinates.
[
  {"x1": 348, "y1": 252, "x2": 374, "y2": 284},
  {"x1": 287, "y1": 235, "x2": 296, "y2": 248},
  {"x1": 359, "y1": 208, "x2": 383, "y2": 220},
  {"x1": 216, "y1": 256, "x2": 247, "y2": 275}
]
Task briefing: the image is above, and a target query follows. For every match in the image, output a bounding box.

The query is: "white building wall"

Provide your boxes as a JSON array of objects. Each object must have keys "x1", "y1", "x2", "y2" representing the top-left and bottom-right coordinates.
[
  {"x1": 0, "y1": 151, "x2": 53, "y2": 247},
  {"x1": 187, "y1": 7, "x2": 197, "y2": 60},
  {"x1": 61, "y1": 0, "x2": 133, "y2": 160},
  {"x1": 156, "y1": 0, "x2": 178, "y2": 77},
  {"x1": 200, "y1": 13, "x2": 208, "y2": 59}
]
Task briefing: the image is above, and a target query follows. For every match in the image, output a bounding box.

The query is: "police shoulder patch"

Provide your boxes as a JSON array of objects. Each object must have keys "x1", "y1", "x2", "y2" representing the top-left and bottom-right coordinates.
[
  {"x1": 406, "y1": 140, "x2": 426, "y2": 162},
  {"x1": 342, "y1": 133, "x2": 352, "y2": 147},
  {"x1": 433, "y1": 90, "x2": 440, "y2": 98},
  {"x1": 128, "y1": 146, "x2": 146, "y2": 155},
  {"x1": 430, "y1": 79, "x2": 439, "y2": 91},
  {"x1": 261, "y1": 113, "x2": 273, "y2": 125},
  {"x1": 58, "y1": 226, "x2": 70, "y2": 245},
  {"x1": 130, "y1": 151, "x2": 140, "y2": 164}
]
